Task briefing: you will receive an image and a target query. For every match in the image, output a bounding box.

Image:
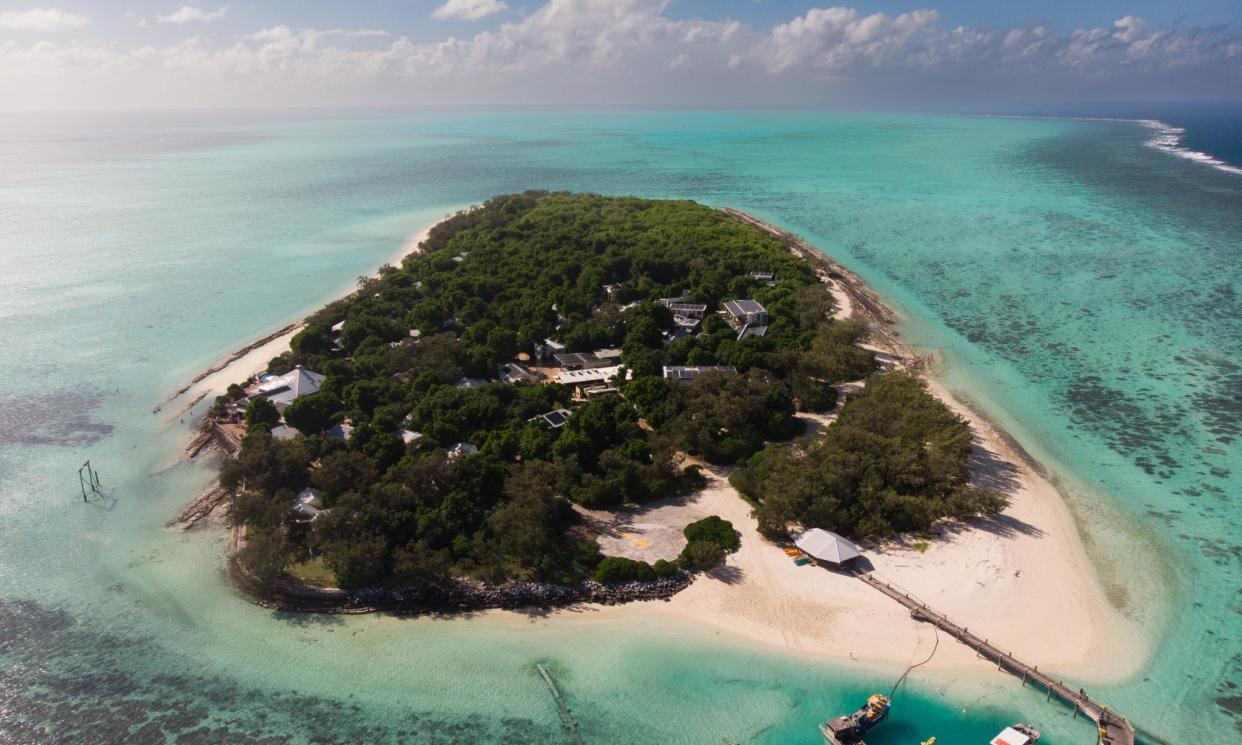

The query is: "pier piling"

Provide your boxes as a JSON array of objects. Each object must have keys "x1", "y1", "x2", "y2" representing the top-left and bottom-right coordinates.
[{"x1": 537, "y1": 664, "x2": 585, "y2": 745}]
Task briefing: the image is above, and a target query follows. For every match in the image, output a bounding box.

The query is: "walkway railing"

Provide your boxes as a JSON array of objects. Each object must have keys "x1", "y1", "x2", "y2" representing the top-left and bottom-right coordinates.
[{"x1": 854, "y1": 571, "x2": 1135, "y2": 745}]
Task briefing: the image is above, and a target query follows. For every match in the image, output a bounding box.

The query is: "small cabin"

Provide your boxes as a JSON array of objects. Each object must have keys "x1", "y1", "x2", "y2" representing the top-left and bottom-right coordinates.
[
  {"x1": 499, "y1": 362, "x2": 539, "y2": 384},
  {"x1": 530, "y1": 408, "x2": 573, "y2": 429},
  {"x1": 723, "y1": 299, "x2": 769, "y2": 327}
]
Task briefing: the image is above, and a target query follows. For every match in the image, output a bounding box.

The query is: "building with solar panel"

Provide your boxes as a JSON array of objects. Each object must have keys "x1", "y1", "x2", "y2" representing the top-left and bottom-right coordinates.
[
  {"x1": 723, "y1": 299, "x2": 769, "y2": 326},
  {"x1": 662, "y1": 365, "x2": 737, "y2": 383}
]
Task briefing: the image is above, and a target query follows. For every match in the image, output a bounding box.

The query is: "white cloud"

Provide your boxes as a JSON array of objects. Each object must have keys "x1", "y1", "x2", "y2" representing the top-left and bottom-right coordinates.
[
  {"x1": 0, "y1": 8, "x2": 91, "y2": 31},
  {"x1": 325, "y1": 29, "x2": 391, "y2": 39},
  {"x1": 432, "y1": 0, "x2": 508, "y2": 22},
  {"x1": 757, "y1": 7, "x2": 943, "y2": 74},
  {"x1": 157, "y1": 5, "x2": 228, "y2": 25},
  {"x1": 0, "y1": 4, "x2": 1239, "y2": 110}
]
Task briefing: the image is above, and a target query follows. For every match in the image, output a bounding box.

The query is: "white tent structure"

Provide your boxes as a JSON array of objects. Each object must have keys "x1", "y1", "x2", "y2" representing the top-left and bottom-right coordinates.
[{"x1": 794, "y1": 528, "x2": 861, "y2": 565}]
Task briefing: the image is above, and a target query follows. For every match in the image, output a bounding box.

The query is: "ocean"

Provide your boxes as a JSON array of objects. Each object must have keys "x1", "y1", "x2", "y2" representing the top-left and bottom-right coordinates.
[{"x1": 0, "y1": 108, "x2": 1238, "y2": 742}]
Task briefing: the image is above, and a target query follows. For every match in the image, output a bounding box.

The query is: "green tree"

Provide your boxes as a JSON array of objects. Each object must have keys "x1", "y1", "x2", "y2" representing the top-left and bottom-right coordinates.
[
  {"x1": 240, "y1": 529, "x2": 288, "y2": 589},
  {"x1": 323, "y1": 534, "x2": 389, "y2": 590},
  {"x1": 683, "y1": 515, "x2": 739, "y2": 551},
  {"x1": 678, "y1": 540, "x2": 726, "y2": 570},
  {"x1": 244, "y1": 396, "x2": 281, "y2": 432},
  {"x1": 283, "y1": 392, "x2": 342, "y2": 435},
  {"x1": 594, "y1": 556, "x2": 655, "y2": 584}
]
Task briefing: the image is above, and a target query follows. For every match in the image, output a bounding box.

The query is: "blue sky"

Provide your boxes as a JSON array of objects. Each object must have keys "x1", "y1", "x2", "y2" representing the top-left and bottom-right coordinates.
[{"x1": 0, "y1": 2, "x2": 1239, "y2": 109}]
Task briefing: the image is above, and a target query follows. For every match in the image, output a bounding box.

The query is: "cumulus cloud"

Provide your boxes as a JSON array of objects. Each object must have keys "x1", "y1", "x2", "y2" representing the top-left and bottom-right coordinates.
[
  {"x1": 0, "y1": 8, "x2": 90, "y2": 31},
  {"x1": 157, "y1": 5, "x2": 228, "y2": 25},
  {"x1": 757, "y1": 7, "x2": 942, "y2": 74},
  {"x1": 432, "y1": 0, "x2": 508, "y2": 22},
  {"x1": 0, "y1": 2, "x2": 1239, "y2": 109}
]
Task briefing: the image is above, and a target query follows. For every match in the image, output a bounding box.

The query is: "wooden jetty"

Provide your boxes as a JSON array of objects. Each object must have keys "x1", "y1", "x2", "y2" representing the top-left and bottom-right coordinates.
[
  {"x1": 854, "y1": 571, "x2": 1135, "y2": 745},
  {"x1": 537, "y1": 663, "x2": 585, "y2": 745}
]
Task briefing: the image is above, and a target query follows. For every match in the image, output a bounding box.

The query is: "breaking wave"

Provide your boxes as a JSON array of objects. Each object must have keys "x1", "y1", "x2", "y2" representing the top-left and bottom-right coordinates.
[{"x1": 1138, "y1": 119, "x2": 1242, "y2": 176}]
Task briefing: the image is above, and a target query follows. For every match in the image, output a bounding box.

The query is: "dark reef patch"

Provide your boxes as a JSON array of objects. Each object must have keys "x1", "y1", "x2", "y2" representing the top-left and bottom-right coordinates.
[
  {"x1": 0, "y1": 392, "x2": 113, "y2": 447},
  {"x1": 0, "y1": 598, "x2": 558, "y2": 744}
]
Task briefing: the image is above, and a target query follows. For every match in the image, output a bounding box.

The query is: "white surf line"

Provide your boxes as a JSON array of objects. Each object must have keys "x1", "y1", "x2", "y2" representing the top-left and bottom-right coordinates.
[
  {"x1": 974, "y1": 112, "x2": 1242, "y2": 177},
  {"x1": 1133, "y1": 119, "x2": 1242, "y2": 177}
]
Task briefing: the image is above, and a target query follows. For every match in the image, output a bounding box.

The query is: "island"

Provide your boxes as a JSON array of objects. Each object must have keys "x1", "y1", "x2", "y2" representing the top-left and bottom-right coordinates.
[{"x1": 198, "y1": 192, "x2": 1006, "y2": 612}]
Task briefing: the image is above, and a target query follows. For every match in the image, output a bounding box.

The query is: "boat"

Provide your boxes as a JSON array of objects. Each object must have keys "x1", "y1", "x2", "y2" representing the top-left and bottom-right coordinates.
[
  {"x1": 819, "y1": 693, "x2": 890, "y2": 744},
  {"x1": 990, "y1": 724, "x2": 1041, "y2": 745}
]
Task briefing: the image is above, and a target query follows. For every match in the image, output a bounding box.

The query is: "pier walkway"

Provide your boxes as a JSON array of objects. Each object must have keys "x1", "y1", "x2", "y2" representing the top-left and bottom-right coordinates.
[{"x1": 854, "y1": 571, "x2": 1135, "y2": 745}]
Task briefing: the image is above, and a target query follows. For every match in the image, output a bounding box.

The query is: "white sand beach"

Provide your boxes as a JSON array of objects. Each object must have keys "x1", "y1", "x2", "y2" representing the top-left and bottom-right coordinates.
[
  {"x1": 162, "y1": 211, "x2": 455, "y2": 418},
  {"x1": 175, "y1": 205, "x2": 1147, "y2": 686},
  {"x1": 524, "y1": 223, "x2": 1147, "y2": 683},
  {"x1": 540, "y1": 379, "x2": 1145, "y2": 682}
]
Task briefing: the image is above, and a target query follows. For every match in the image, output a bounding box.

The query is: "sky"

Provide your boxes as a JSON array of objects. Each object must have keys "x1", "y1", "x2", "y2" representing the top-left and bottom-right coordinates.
[{"x1": 0, "y1": 1, "x2": 1239, "y2": 110}]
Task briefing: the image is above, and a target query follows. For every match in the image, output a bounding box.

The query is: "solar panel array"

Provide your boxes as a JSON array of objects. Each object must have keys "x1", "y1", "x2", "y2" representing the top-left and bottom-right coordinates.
[
  {"x1": 662, "y1": 365, "x2": 737, "y2": 381},
  {"x1": 553, "y1": 352, "x2": 604, "y2": 368}
]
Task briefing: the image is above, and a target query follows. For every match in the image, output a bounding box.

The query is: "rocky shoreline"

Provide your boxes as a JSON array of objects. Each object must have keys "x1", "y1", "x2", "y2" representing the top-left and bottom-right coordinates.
[{"x1": 227, "y1": 540, "x2": 694, "y2": 615}]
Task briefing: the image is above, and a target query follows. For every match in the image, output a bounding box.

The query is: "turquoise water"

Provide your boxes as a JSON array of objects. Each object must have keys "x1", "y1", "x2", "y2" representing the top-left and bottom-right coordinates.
[{"x1": 1, "y1": 109, "x2": 1238, "y2": 742}]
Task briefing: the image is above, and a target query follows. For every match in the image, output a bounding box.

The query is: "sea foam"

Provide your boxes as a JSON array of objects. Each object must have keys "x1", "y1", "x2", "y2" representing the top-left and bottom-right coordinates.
[{"x1": 1138, "y1": 119, "x2": 1242, "y2": 176}]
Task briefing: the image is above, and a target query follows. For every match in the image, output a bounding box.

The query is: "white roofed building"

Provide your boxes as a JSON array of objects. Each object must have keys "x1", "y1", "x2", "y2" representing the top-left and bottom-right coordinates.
[
  {"x1": 723, "y1": 299, "x2": 769, "y2": 327},
  {"x1": 291, "y1": 487, "x2": 324, "y2": 522},
  {"x1": 555, "y1": 365, "x2": 627, "y2": 386},
  {"x1": 255, "y1": 365, "x2": 325, "y2": 411},
  {"x1": 662, "y1": 365, "x2": 736, "y2": 383},
  {"x1": 397, "y1": 429, "x2": 424, "y2": 445},
  {"x1": 663, "y1": 302, "x2": 707, "y2": 319},
  {"x1": 794, "y1": 528, "x2": 861, "y2": 565}
]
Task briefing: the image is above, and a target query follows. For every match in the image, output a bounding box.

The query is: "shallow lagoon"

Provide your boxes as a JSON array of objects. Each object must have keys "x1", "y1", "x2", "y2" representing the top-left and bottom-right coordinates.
[{"x1": 1, "y1": 109, "x2": 1238, "y2": 741}]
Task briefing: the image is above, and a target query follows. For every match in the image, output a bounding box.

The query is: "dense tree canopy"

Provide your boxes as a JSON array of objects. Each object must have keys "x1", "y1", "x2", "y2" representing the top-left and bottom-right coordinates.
[
  {"x1": 731, "y1": 373, "x2": 1008, "y2": 540},
  {"x1": 222, "y1": 192, "x2": 882, "y2": 591}
]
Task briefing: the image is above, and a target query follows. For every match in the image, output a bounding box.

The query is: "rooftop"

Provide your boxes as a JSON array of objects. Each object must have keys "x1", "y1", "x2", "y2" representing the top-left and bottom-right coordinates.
[
  {"x1": 397, "y1": 429, "x2": 424, "y2": 445},
  {"x1": 553, "y1": 351, "x2": 611, "y2": 369},
  {"x1": 723, "y1": 299, "x2": 766, "y2": 317},
  {"x1": 662, "y1": 365, "x2": 737, "y2": 381},
  {"x1": 531, "y1": 408, "x2": 573, "y2": 429},
  {"x1": 257, "y1": 365, "x2": 325, "y2": 409},
  {"x1": 794, "y1": 528, "x2": 860, "y2": 564},
  {"x1": 737, "y1": 324, "x2": 769, "y2": 340},
  {"x1": 555, "y1": 365, "x2": 627, "y2": 385}
]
